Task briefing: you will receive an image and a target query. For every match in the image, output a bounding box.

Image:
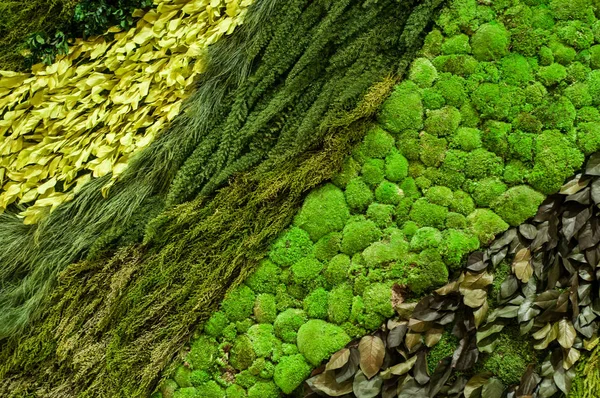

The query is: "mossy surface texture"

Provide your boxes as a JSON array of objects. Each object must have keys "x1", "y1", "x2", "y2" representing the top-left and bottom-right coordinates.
[
  {"x1": 0, "y1": 0, "x2": 442, "y2": 396},
  {"x1": 2, "y1": 0, "x2": 600, "y2": 397},
  {"x1": 152, "y1": 0, "x2": 600, "y2": 396}
]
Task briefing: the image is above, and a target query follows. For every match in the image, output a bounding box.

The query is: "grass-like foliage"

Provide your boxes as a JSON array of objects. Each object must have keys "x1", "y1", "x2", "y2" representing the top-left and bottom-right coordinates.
[
  {"x1": 0, "y1": 0, "x2": 440, "y2": 338},
  {"x1": 0, "y1": 0, "x2": 275, "y2": 341},
  {"x1": 0, "y1": 0, "x2": 442, "y2": 396}
]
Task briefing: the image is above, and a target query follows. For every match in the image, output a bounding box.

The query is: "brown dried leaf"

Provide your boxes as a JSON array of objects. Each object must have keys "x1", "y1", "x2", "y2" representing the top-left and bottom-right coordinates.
[
  {"x1": 462, "y1": 288, "x2": 487, "y2": 308},
  {"x1": 532, "y1": 323, "x2": 552, "y2": 340},
  {"x1": 585, "y1": 153, "x2": 600, "y2": 175},
  {"x1": 435, "y1": 280, "x2": 459, "y2": 295},
  {"x1": 464, "y1": 373, "x2": 491, "y2": 398},
  {"x1": 476, "y1": 323, "x2": 504, "y2": 344},
  {"x1": 513, "y1": 248, "x2": 533, "y2": 283},
  {"x1": 535, "y1": 290, "x2": 559, "y2": 309},
  {"x1": 395, "y1": 302, "x2": 418, "y2": 319},
  {"x1": 482, "y1": 377, "x2": 505, "y2": 398},
  {"x1": 358, "y1": 336, "x2": 385, "y2": 379},
  {"x1": 560, "y1": 174, "x2": 589, "y2": 195},
  {"x1": 413, "y1": 351, "x2": 430, "y2": 385},
  {"x1": 309, "y1": 371, "x2": 354, "y2": 396},
  {"x1": 353, "y1": 371, "x2": 383, "y2": 398},
  {"x1": 405, "y1": 332, "x2": 422, "y2": 353},
  {"x1": 519, "y1": 224, "x2": 538, "y2": 240},
  {"x1": 518, "y1": 365, "x2": 541, "y2": 396},
  {"x1": 557, "y1": 319, "x2": 576, "y2": 349},
  {"x1": 473, "y1": 300, "x2": 488, "y2": 328},
  {"x1": 460, "y1": 271, "x2": 494, "y2": 290},
  {"x1": 534, "y1": 323, "x2": 558, "y2": 350},
  {"x1": 466, "y1": 251, "x2": 488, "y2": 272},
  {"x1": 500, "y1": 275, "x2": 519, "y2": 299},
  {"x1": 583, "y1": 335, "x2": 599, "y2": 351},
  {"x1": 326, "y1": 348, "x2": 350, "y2": 371},
  {"x1": 387, "y1": 355, "x2": 417, "y2": 376},
  {"x1": 453, "y1": 336, "x2": 479, "y2": 370},
  {"x1": 408, "y1": 318, "x2": 433, "y2": 333},
  {"x1": 424, "y1": 328, "x2": 443, "y2": 347},
  {"x1": 387, "y1": 323, "x2": 408, "y2": 348},
  {"x1": 563, "y1": 347, "x2": 580, "y2": 369},
  {"x1": 335, "y1": 348, "x2": 360, "y2": 384},
  {"x1": 591, "y1": 179, "x2": 600, "y2": 205},
  {"x1": 562, "y1": 206, "x2": 591, "y2": 242},
  {"x1": 553, "y1": 363, "x2": 576, "y2": 394}
]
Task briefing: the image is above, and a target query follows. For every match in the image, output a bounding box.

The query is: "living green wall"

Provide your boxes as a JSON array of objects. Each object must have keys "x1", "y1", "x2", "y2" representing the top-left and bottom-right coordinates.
[
  {"x1": 1, "y1": 0, "x2": 600, "y2": 397},
  {"x1": 156, "y1": 0, "x2": 600, "y2": 396},
  {"x1": 0, "y1": 1, "x2": 442, "y2": 397}
]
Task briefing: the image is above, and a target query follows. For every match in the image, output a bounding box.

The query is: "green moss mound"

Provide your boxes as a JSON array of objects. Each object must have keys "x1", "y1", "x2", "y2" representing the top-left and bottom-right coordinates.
[
  {"x1": 293, "y1": 184, "x2": 350, "y2": 241},
  {"x1": 144, "y1": 0, "x2": 600, "y2": 395},
  {"x1": 297, "y1": 320, "x2": 351, "y2": 366},
  {"x1": 4, "y1": 0, "x2": 600, "y2": 397}
]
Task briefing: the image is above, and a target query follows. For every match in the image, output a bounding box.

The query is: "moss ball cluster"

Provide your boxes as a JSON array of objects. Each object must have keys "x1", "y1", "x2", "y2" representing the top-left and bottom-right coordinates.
[
  {"x1": 480, "y1": 327, "x2": 537, "y2": 385},
  {"x1": 161, "y1": 0, "x2": 600, "y2": 396}
]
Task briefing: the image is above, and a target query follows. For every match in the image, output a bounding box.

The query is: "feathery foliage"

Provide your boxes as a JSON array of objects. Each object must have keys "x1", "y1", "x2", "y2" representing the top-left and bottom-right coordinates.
[
  {"x1": 570, "y1": 344, "x2": 600, "y2": 398},
  {"x1": 0, "y1": 0, "x2": 440, "y2": 340},
  {"x1": 0, "y1": 79, "x2": 393, "y2": 398},
  {"x1": 165, "y1": 0, "x2": 427, "y2": 204},
  {"x1": 0, "y1": 0, "x2": 251, "y2": 223},
  {"x1": 0, "y1": 0, "x2": 442, "y2": 396}
]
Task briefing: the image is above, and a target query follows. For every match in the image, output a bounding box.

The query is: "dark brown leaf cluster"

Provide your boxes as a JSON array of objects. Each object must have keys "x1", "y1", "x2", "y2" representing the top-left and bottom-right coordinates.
[{"x1": 304, "y1": 154, "x2": 600, "y2": 398}]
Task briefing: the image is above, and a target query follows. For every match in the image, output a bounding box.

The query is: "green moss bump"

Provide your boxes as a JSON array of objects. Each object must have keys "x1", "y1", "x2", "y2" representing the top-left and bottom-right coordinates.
[
  {"x1": 297, "y1": 320, "x2": 351, "y2": 366},
  {"x1": 161, "y1": 0, "x2": 600, "y2": 395}
]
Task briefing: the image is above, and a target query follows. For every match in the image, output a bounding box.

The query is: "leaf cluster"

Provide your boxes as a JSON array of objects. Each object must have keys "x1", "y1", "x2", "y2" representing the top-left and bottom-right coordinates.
[
  {"x1": 0, "y1": 0, "x2": 251, "y2": 224},
  {"x1": 7, "y1": 0, "x2": 152, "y2": 69},
  {"x1": 0, "y1": 0, "x2": 253, "y2": 342},
  {"x1": 308, "y1": 152, "x2": 600, "y2": 398}
]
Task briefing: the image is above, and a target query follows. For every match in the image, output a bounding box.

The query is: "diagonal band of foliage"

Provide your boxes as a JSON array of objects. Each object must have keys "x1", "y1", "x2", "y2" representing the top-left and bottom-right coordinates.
[
  {"x1": 0, "y1": 0, "x2": 442, "y2": 340},
  {"x1": 139, "y1": 0, "x2": 600, "y2": 396},
  {"x1": 0, "y1": 0, "x2": 443, "y2": 396},
  {"x1": 0, "y1": 0, "x2": 276, "y2": 339}
]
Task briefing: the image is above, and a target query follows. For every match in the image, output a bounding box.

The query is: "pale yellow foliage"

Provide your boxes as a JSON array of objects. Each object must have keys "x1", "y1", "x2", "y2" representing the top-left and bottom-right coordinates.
[{"x1": 0, "y1": 0, "x2": 253, "y2": 224}]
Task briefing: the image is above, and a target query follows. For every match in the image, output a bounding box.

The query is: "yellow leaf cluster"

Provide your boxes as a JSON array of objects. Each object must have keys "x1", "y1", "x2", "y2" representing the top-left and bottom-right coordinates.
[{"x1": 0, "y1": 0, "x2": 253, "y2": 224}]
